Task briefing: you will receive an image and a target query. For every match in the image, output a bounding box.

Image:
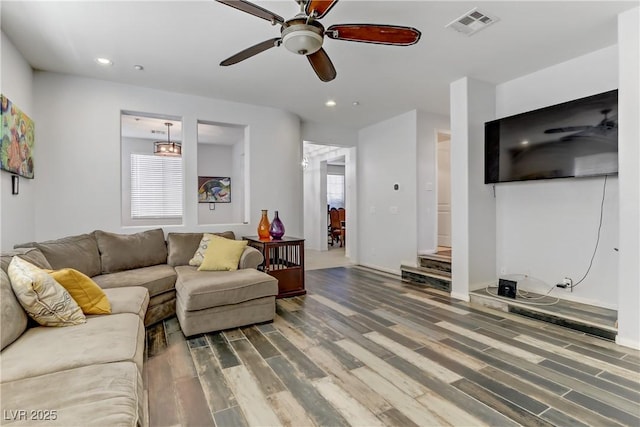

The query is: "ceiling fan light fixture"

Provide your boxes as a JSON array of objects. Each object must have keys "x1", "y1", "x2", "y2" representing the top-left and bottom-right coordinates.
[
  {"x1": 282, "y1": 24, "x2": 324, "y2": 55},
  {"x1": 154, "y1": 122, "x2": 182, "y2": 157}
]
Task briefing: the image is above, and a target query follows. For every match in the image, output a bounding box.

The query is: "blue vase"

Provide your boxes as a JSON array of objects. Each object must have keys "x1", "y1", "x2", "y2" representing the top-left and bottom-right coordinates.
[{"x1": 269, "y1": 211, "x2": 285, "y2": 240}]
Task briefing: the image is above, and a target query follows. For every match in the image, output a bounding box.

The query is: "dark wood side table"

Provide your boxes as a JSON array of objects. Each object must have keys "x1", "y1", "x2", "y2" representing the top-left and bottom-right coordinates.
[{"x1": 242, "y1": 236, "x2": 306, "y2": 299}]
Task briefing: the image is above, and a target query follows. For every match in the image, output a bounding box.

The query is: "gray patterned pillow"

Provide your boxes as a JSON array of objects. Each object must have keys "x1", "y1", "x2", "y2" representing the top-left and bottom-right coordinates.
[
  {"x1": 7, "y1": 257, "x2": 86, "y2": 327},
  {"x1": 189, "y1": 233, "x2": 215, "y2": 267}
]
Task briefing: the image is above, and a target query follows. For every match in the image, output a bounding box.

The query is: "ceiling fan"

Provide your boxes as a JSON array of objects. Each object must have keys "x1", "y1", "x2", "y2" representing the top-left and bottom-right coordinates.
[
  {"x1": 216, "y1": 0, "x2": 421, "y2": 82},
  {"x1": 544, "y1": 108, "x2": 618, "y2": 133},
  {"x1": 544, "y1": 109, "x2": 618, "y2": 139}
]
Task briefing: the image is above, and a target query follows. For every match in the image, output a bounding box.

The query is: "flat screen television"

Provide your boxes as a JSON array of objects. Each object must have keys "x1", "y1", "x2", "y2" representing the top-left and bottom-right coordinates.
[{"x1": 485, "y1": 89, "x2": 618, "y2": 184}]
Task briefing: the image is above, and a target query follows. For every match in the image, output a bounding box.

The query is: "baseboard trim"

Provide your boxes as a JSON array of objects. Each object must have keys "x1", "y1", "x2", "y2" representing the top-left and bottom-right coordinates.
[
  {"x1": 355, "y1": 263, "x2": 401, "y2": 277},
  {"x1": 616, "y1": 335, "x2": 640, "y2": 350},
  {"x1": 450, "y1": 291, "x2": 470, "y2": 302}
]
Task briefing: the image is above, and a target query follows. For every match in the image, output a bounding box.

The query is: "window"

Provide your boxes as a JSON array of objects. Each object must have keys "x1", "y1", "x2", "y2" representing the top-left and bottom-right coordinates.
[
  {"x1": 327, "y1": 174, "x2": 345, "y2": 209},
  {"x1": 130, "y1": 153, "x2": 182, "y2": 219}
]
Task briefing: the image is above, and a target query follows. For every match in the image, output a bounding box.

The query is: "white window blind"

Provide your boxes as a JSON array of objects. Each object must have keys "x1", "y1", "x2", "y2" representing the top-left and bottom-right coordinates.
[
  {"x1": 130, "y1": 154, "x2": 183, "y2": 219},
  {"x1": 327, "y1": 174, "x2": 345, "y2": 209}
]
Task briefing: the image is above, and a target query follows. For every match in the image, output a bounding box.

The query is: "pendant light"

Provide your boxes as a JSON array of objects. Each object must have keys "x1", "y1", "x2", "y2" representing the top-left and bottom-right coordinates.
[{"x1": 154, "y1": 122, "x2": 181, "y2": 157}]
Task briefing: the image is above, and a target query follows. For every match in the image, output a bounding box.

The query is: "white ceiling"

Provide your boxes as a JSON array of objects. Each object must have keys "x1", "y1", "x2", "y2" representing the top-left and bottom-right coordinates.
[{"x1": 2, "y1": 1, "x2": 636, "y2": 130}]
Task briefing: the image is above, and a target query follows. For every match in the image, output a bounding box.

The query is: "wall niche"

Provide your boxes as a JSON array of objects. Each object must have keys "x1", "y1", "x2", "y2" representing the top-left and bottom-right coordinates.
[{"x1": 197, "y1": 120, "x2": 248, "y2": 225}]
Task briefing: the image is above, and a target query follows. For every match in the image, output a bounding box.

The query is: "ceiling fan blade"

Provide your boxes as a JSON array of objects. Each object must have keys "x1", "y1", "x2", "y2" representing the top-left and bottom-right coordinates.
[
  {"x1": 305, "y1": 0, "x2": 339, "y2": 19},
  {"x1": 307, "y1": 48, "x2": 337, "y2": 82},
  {"x1": 220, "y1": 38, "x2": 281, "y2": 66},
  {"x1": 544, "y1": 126, "x2": 591, "y2": 134},
  {"x1": 326, "y1": 24, "x2": 421, "y2": 46},
  {"x1": 216, "y1": 0, "x2": 284, "y2": 25}
]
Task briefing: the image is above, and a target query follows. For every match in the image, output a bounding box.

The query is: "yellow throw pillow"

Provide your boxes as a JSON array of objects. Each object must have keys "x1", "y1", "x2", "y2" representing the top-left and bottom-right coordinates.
[
  {"x1": 47, "y1": 268, "x2": 111, "y2": 315},
  {"x1": 7, "y1": 256, "x2": 86, "y2": 327},
  {"x1": 198, "y1": 235, "x2": 248, "y2": 272}
]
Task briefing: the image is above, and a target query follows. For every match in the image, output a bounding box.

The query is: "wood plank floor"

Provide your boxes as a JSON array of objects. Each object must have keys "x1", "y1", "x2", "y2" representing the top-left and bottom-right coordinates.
[{"x1": 144, "y1": 267, "x2": 640, "y2": 427}]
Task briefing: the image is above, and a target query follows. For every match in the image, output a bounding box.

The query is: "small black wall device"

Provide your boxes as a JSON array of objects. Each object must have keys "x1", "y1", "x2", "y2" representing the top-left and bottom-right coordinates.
[{"x1": 498, "y1": 279, "x2": 517, "y2": 299}]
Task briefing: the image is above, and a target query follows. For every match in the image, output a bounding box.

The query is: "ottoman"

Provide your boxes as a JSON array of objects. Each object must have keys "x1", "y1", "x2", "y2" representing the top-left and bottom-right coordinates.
[{"x1": 174, "y1": 266, "x2": 278, "y2": 336}]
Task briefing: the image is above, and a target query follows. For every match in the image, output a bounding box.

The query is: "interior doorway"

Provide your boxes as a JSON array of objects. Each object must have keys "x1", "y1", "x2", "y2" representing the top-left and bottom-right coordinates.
[
  {"x1": 302, "y1": 142, "x2": 357, "y2": 268},
  {"x1": 437, "y1": 131, "x2": 451, "y2": 250}
]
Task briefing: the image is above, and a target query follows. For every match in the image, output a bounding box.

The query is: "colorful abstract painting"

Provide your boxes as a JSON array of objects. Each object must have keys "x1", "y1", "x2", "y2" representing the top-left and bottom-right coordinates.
[
  {"x1": 1, "y1": 95, "x2": 35, "y2": 178},
  {"x1": 198, "y1": 176, "x2": 231, "y2": 203}
]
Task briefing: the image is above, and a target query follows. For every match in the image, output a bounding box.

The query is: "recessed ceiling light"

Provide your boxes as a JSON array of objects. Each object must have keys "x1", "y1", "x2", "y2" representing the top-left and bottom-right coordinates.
[
  {"x1": 325, "y1": 100, "x2": 337, "y2": 107},
  {"x1": 95, "y1": 57, "x2": 113, "y2": 66},
  {"x1": 521, "y1": 140, "x2": 529, "y2": 146},
  {"x1": 133, "y1": 64, "x2": 144, "y2": 71},
  {"x1": 352, "y1": 101, "x2": 360, "y2": 106}
]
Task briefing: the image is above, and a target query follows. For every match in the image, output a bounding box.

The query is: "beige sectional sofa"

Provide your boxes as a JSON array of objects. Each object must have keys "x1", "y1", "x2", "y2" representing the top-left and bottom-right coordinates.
[
  {"x1": 0, "y1": 229, "x2": 279, "y2": 426},
  {"x1": 14, "y1": 229, "x2": 270, "y2": 326},
  {"x1": 1, "y1": 248, "x2": 149, "y2": 426}
]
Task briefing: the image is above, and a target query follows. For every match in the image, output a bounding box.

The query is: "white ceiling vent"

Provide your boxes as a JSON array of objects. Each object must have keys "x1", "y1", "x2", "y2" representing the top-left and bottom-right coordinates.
[{"x1": 446, "y1": 8, "x2": 499, "y2": 36}]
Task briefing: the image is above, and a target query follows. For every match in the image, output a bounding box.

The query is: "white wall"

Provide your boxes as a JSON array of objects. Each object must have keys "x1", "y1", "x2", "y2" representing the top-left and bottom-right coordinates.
[
  {"x1": 27, "y1": 72, "x2": 301, "y2": 244},
  {"x1": 0, "y1": 32, "x2": 35, "y2": 250},
  {"x1": 302, "y1": 121, "x2": 358, "y2": 147},
  {"x1": 416, "y1": 111, "x2": 450, "y2": 254},
  {"x1": 616, "y1": 7, "x2": 640, "y2": 349},
  {"x1": 495, "y1": 46, "x2": 619, "y2": 308},
  {"x1": 450, "y1": 78, "x2": 497, "y2": 301},
  {"x1": 358, "y1": 111, "x2": 418, "y2": 274},
  {"x1": 232, "y1": 137, "x2": 247, "y2": 224}
]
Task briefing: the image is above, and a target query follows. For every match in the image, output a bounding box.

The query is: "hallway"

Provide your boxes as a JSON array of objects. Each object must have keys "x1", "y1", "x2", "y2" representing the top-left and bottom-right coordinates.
[{"x1": 305, "y1": 246, "x2": 354, "y2": 271}]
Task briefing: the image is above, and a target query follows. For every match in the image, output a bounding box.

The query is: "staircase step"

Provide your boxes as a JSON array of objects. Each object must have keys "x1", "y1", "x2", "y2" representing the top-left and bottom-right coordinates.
[
  {"x1": 401, "y1": 265, "x2": 451, "y2": 293},
  {"x1": 413, "y1": 265, "x2": 451, "y2": 278},
  {"x1": 418, "y1": 256, "x2": 451, "y2": 274},
  {"x1": 469, "y1": 290, "x2": 617, "y2": 341}
]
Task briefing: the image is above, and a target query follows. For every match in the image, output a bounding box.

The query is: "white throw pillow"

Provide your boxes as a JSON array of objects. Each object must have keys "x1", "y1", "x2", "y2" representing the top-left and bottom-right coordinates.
[
  {"x1": 188, "y1": 233, "x2": 215, "y2": 267},
  {"x1": 8, "y1": 256, "x2": 86, "y2": 327}
]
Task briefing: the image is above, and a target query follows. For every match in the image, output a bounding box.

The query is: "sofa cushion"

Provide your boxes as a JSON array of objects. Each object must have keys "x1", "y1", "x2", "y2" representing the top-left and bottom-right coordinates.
[
  {"x1": 95, "y1": 228, "x2": 168, "y2": 274},
  {"x1": 8, "y1": 257, "x2": 86, "y2": 327},
  {"x1": 175, "y1": 266, "x2": 278, "y2": 311},
  {"x1": 177, "y1": 295, "x2": 275, "y2": 337},
  {"x1": 167, "y1": 231, "x2": 235, "y2": 267},
  {"x1": 98, "y1": 286, "x2": 149, "y2": 320},
  {"x1": 1, "y1": 248, "x2": 52, "y2": 274},
  {"x1": 145, "y1": 291, "x2": 176, "y2": 326},
  {"x1": 47, "y1": 268, "x2": 111, "y2": 315},
  {"x1": 0, "y1": 313, "x2": 144, "y2": 383},
  {"x1": 0, "y1": 270, "x2": 28, "y2": 351},
  {"x1": 198, "y1": 235, "x2": 248, "y2": 271},
  {"x1": 15, "y1": 233, "x2": 102, "y2": 278},
  {"x1": 0, "y1": 361, "x2": 143, "y2": 427},
  {"x1": 92, "y1": 264, "x2": 176, "y2": 298},
  {"x1": 238, "y1": 246, "x2": 264, "y2": 270}
]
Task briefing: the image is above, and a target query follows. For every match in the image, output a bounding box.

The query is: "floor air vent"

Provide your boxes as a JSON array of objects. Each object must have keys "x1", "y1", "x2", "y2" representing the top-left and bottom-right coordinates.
[{"x1": 446, "y1": 8, "x2": 499, "y2": 36}]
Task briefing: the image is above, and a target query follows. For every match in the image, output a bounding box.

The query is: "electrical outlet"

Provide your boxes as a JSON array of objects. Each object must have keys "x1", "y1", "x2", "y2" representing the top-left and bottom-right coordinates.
[
  {"x1": 557, "y1": 277, "x2": 573, "y2": 291},
  {"x1": 500, "y1": 267, "x2": 507, "y2": 275}
]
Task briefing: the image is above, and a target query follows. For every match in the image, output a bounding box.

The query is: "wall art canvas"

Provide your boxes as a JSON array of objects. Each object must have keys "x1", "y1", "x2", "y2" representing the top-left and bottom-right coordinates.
[
  {"x1": 198, "y1": 176, "x2": 231, "y2": 203},
  {"x1": 1, "y1": 94, "x2": 35, "y2": 178}
]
